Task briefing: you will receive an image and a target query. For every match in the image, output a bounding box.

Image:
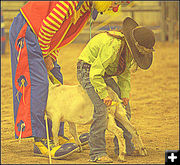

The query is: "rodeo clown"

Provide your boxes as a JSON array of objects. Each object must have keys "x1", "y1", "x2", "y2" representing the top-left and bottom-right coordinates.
[
  {"x1": 77, "y1": 17, "x2": 155, "y2": 162},
  {"x1": 9, "y1": 1, "x2": 121, "y2": 159}
]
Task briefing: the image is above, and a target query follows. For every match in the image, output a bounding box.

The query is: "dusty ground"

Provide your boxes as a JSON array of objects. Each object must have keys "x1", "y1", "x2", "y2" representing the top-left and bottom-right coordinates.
[{"x1": 1, "y1": 40, "x2": 179, "y2": 164}]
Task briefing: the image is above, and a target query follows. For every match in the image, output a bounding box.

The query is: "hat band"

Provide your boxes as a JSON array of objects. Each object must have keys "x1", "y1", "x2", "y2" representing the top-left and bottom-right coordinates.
[{"x1": 132, "y1": 28, "x2": 155, "y2": 56}]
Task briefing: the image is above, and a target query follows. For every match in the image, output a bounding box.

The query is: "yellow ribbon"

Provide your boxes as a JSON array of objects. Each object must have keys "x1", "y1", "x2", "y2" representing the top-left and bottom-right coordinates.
[
  {"x1": 17, "y1": 40, "x2": 23, "y2": 62},
  {"x1": 16, "y1": 79, "x2": 26, "y2": 104}
]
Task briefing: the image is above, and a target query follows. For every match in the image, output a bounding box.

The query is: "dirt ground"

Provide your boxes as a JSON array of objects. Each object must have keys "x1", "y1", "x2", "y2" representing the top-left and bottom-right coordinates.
[{"x1": 1, "y1": 40, "x2": 179, "y2": 164}]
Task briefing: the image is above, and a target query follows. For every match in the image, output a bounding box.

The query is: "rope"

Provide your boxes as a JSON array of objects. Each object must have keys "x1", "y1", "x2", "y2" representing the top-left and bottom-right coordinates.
[
  {"x1": 16, "y1": 79, "x2": 26, "y2": 104},
  {"x1": 18, "y1": 123, "x2": 25, "y2": 143},
  {"x1": 44, "y1": 111, "x2": 52, "y2": 164},
  {"x1": 17, "y1": 40, "x2": 23, "y2": 62},
  {"x1": 89, "y1": 7, "x2": 93, "y2": 40}
]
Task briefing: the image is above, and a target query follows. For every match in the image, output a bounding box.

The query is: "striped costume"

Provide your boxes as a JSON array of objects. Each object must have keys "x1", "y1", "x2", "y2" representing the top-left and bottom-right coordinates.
[{"x1": 9, "y1": 1, "x2": 91, "y2": 139}]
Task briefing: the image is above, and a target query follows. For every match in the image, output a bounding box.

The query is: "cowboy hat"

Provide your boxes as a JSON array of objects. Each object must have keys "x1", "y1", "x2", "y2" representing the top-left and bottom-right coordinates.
[{"x1": 122, "y1": 17, "x2": 155, "y2": 69}]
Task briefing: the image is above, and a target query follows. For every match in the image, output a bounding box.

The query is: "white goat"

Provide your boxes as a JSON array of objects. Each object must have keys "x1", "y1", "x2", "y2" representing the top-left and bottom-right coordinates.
[{"x1": 46, "y1": 84, "x2": 147, "y2": 161}]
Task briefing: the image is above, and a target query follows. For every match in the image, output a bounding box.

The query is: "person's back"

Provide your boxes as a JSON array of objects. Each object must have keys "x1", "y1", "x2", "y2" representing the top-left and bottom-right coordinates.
[{"x1": 79, "y1": 31, "x2": 124, "y2": 65}]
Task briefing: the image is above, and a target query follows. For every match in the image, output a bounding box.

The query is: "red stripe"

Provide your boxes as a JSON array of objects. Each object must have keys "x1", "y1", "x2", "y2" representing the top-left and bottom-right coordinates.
[
  {"x1": 51, "y1": 10, "x2": 64, "y2": 21},
  {"x1": 68, "y1": 2, "x2": 74, "y2": 15},
  {"x1": 38, "y1": 38, "x2": 50, "y2": 46},
  {"x1": 59, "y1": 1, "x2": 69, "y2": 12},
  {"x1": 40, "y1": 28, "x2": 54, "y2": 37},
  {"x1": 86, "y1": 1, "x2": 90, "y2": 7},
  {"x1": 72, "y1": 1, "x2": 77, "y2": 7},
  {"x1": 50, "y1": 54, "x2": 57, "y2": 60},
  {"x1": 38, "y1": 33, "x2": 51, "y2": 42},
  {"x1": 55, "y1": 6, "x2": 66, "y2": 16},
  {"x1": 41, "y1": 21, "x2": 56, "y2": 32},
  {"x1": 49, "y1": 14, "x2": 61, "y2": 25},
  {"x1": 82, "y1": 4, "x2": 86, "y2": 11},
  {"x1": 80, "y1": 10, "x2": 84, "y2": 15},
  {"x1": 45, "y1": 18, "x2": 59, "y2": 29}
]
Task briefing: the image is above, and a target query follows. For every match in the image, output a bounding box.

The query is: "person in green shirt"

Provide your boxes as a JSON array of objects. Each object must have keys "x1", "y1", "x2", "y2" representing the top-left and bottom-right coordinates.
[{"x1": 77, "y1": 17, "x2": 155, "y2": 163}]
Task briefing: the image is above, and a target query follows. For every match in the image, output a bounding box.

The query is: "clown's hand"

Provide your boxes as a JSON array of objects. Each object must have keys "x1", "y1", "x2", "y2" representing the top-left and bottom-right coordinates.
[
  {"x1": 47, "y1": 61, "x2": 63, "y2": 85},
  {"x1": 44, "y1": 56, "x2": 54, "y2": 71}
]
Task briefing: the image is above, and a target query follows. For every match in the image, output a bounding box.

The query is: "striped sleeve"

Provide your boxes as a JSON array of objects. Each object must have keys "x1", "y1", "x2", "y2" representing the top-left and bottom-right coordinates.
[
  {"x1": 38, "y1": 1, "x2": 78, "y2": 60},
  {"x1": 49, "y1": 49, "x2": 60, "y2": 60},
  {"x1": 79, "y1": 1, "x2": 91, "y2": 17}
]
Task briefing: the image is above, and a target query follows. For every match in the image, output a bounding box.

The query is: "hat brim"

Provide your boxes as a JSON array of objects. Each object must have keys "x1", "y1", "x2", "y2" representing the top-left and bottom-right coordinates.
[{"x1": 122, "y1": 17, "x2": 153, "y2": 70}]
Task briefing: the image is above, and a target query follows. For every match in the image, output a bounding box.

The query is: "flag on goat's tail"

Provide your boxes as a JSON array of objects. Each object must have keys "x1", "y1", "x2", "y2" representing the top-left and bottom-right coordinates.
[{"x1": 9, "y1": 1, "x2": 91, "y2": 139}]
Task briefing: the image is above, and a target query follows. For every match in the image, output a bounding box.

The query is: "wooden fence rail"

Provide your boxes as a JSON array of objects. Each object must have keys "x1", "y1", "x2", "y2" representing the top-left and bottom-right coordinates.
[{"x1": 1, "y1": 2, "x2": 179, "y2": 43}]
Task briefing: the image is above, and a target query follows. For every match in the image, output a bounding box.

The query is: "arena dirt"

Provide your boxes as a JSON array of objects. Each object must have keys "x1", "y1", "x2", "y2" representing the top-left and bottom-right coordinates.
[{"x1": 1, "y1": 41, "x2": 179, "y2": 164}]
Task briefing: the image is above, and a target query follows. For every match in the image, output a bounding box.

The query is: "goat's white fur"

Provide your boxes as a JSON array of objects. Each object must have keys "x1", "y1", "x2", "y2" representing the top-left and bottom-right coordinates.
[{"x1": 46, "y1": 84, "x2": 147, "y2": 161}]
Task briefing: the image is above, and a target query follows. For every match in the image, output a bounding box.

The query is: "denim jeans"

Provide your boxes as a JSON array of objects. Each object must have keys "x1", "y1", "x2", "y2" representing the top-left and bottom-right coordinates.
[{"x1": 77, "y1": 60, "x2": 135, "y2": 159}]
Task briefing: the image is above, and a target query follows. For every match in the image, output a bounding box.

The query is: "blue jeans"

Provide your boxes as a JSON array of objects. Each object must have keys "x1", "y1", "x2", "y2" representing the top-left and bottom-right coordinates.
[{"x1": 77, "y1": 60, "x2": 135, "y2": 159}]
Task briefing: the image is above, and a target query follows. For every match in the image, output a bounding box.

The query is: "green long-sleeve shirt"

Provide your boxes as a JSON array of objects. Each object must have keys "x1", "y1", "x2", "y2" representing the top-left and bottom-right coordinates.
[{"x1": 78, "y1": 31, "x2": 133, "y2": 99}]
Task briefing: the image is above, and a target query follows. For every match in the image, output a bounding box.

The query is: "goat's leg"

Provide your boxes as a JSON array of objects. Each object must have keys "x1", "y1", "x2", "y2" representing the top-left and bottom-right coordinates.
[
  {"x1": 115, "y1": 111, "x2": 147, "y2": 156},
  {"x1": 67, "y1": 121, "x2": 82, "y2": 152},
  {"x1": 52, "y1": 119, "x2": 60, "y2": 146},
  {"x1": 107, "y1": 114, "x2": 126, "y2": 161}
]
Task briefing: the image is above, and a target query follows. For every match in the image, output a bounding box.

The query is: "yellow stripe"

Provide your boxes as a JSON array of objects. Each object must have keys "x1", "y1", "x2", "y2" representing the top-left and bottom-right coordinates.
[
  {"x1": 56, "y1": 3, "x2": 68, "y2": 15},
  {"x1": 54, "y1": 8, "x2": 66, "y2": 19},
  {"x1": 74, "y1": 1, "x2": 78, "y2": 7},
  {"x1": 80, "y1": 4, "x2": 86, "y2": 13},
  {"x1": 41, "y1": 46, "x2": 49, "y2": 50},
  {"x1": 46, "y1": 17, "x2": 60, "y2": 29},
  {"x1": 55, "y1": 50, "x2": 60, "y2": 54},
  {"x1": 39, "y1": 32, "x2": 51, "y2": 41},
  {"x1": 69, "y1": 1, "x2": 76, "y2": 13},
  {"x1": 38, "y1": 37, "x2": 51, "y2": 44},
  {"x1": 43, "y1": 20, "x2": 58, "y2": 31},
  {"x1": 84, "y1": 2, "x2": 89, "y2": 11},
  {"x1": 61, "y1": 1, "x2": 70, "y2": 10},
  {"x1": 20, "y1": 9, "x2": 37, "y2": 36},
  {"x1": 68, "y1": 7, "x2": 72, "y2": 16},
  {"x1": 50, "y1": 13, "x2": 63, "y2": 24},
  {"x1": 40, "y1": 28, "x2": 53, "y2": 37},
  {"x1": 39, "y1": 42, "x2": 49, "y2": 48},
  {"x1": 51, "y1": 52, "x2": 58, "y2": 57},
  {"x1": 42, "y1": 25, "x2": 56, "y2": 34},
  {"x1": 42, "y1": 51, "x2": 48, "y2": 56}
]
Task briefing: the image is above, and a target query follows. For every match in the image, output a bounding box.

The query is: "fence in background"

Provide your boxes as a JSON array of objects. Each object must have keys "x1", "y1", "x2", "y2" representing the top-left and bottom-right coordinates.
[{"x1": 1, "y1": 1, "x2": 179, "y2": 45}]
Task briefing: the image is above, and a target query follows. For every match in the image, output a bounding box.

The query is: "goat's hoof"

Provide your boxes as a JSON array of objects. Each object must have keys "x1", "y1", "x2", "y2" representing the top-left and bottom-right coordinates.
[{"x1": 117, "y1": 157, "x2": 126, "y2": 162}]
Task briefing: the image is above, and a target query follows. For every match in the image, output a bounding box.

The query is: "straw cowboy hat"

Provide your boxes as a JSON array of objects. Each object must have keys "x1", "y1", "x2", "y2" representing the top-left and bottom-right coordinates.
[{"x1": 122, "y1": 17, "x2": 155, "y2": 69}]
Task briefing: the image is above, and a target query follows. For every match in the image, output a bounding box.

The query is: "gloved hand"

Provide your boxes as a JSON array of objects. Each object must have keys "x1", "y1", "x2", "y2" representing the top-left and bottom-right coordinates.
[{"x1": 44, "y1": 56, "x2": 54, "y2": 71}]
